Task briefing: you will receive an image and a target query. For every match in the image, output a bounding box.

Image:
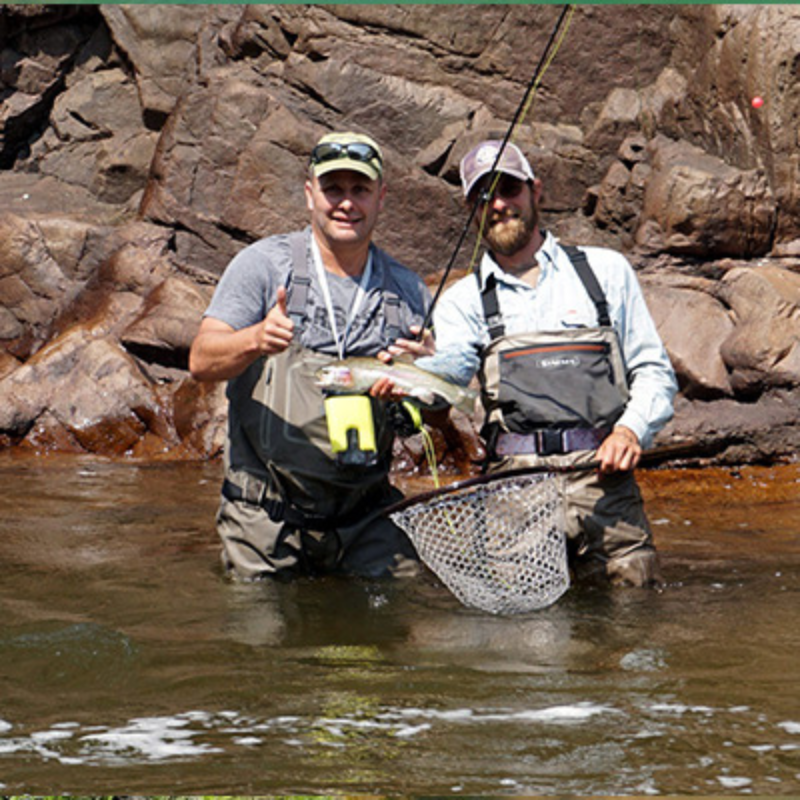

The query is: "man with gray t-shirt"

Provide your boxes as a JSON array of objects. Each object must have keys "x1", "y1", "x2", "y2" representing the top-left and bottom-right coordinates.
[{"x1": 190, "y1": 131, "x2": 433, "y2": 580}]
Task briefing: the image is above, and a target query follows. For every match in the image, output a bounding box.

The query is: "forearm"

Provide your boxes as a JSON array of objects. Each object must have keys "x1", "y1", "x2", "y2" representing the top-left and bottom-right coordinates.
[
  {"x1": 189, "y1": 324, "x2": 263, "y2": 382},
  {"x1": 617, "y1": 369, "x2": 678, "y2": 448}
]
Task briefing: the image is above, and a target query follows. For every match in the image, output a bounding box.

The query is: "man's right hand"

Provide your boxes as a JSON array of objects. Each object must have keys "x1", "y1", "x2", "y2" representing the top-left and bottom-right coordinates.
[{"x1": 259, "y1": 286, "x2": 295, "y2": 355}]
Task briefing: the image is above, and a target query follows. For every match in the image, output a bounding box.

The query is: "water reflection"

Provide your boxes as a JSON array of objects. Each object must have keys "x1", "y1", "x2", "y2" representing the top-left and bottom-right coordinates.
[{"x1": 0, "y1": 455, "x2": 798, "y2": 794}]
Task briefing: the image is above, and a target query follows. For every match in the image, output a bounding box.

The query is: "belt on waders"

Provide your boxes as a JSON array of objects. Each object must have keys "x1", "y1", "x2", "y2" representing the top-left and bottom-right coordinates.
[
  {"x1": 221, "y1": 476, "x2": 384, "y2": 532},
  {"x1": 493, "y1": 426, "x2": 610, "y2": 457}
]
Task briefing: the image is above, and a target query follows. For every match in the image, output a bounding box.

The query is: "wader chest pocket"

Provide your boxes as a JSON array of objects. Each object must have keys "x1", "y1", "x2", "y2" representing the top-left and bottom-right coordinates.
[{"x1": 498, "y1": 340, "x2": 625, "y2": 430}]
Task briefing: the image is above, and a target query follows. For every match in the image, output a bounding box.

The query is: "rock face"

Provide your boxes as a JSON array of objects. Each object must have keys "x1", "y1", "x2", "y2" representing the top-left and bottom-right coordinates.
[{"x1": 1, "y1": 4, "x2": 799, "y2": 469}]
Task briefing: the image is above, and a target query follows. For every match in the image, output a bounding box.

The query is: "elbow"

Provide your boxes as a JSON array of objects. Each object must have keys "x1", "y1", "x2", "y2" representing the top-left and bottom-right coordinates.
[{"x1": 188, "y1": 345, "x2": 210, "y2": 382}]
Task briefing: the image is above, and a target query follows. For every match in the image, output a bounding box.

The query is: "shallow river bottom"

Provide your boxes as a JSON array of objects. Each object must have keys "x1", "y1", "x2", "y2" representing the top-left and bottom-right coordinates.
[{"x1": 0, "y1": 454, "x2": 798, "y2": 795}]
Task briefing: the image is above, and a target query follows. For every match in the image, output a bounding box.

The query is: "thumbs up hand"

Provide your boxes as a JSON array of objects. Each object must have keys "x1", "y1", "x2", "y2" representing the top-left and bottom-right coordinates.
[{"x1": 260, "y1": 286, "x2": 295, "y2": 355}]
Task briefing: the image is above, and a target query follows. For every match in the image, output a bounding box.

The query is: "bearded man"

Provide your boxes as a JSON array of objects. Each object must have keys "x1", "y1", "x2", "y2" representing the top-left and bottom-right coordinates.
[{"x1": 416, "y1": 140, "x2": 678, "y2": 587}]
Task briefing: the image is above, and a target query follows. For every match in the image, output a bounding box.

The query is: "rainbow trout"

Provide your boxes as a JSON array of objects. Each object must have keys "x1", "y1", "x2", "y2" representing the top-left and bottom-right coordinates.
[{"x1": 315, "y1": 357, "x2": 477, "y2": 415}]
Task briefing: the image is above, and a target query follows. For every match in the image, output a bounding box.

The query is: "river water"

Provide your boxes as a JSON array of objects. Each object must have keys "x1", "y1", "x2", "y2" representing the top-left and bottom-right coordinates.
[{"x1": 0, "y1": 453, "x2": 798, "y2": 794}]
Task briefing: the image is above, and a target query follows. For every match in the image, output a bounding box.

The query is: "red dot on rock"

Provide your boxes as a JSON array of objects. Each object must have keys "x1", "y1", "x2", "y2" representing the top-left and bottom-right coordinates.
[{"x1": 751, "y1": 96, "x2": 764, "y2": 109}]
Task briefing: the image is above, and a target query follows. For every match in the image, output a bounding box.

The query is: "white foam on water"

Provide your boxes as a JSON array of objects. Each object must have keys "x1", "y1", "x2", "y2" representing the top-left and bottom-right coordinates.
[
  {"x1": 394, "y1": 723, "x2": 431, "y2": 738},
  {"x1": 80, "y1": 714, "x2": 223, "y2": 762},
  {"x1": 31, "y1": 730, "x2": 74, "y2": 743},
  {"x1": 0, "y1": 698, "x2": 752, "y2": 769},
  {"x1": 388, "y1": 707, "x2": 474, "y2": 722},
  {"x1": 233, "y1": 736, "x2": 263, "y2": 746},
  {"x1": 502, "y1": 703, "x2": 617, "y2": 723},
  {"x1": 379, "y1": 701, "x2": 615, "y2": 727},
  {"x1": 718, "y1": 776, "x2": 752, "y2": 789},
  {"x1": 778, "y1": 721, "x2": 800, "y2": 734},
  {"x1": 649, "y1": 703, "x2": 715, "y2": 715}
]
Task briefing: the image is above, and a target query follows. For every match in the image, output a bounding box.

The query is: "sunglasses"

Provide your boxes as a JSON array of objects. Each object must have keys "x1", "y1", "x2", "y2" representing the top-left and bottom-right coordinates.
[
  {"x1": 310, "y1": 142, "x2": 383, "y2": 168},
  {"x1": 471, "y1": 174, "x2": 528, "y2": 204}
]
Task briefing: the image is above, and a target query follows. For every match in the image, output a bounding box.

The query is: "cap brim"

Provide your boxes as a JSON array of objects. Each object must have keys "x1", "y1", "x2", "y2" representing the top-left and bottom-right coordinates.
[
  {"x1": 313, "y1": 159, "x2": 381, "y2": 181},
  {"x1": 464, "y1": 166, "x2": 531, "y2": 198}
]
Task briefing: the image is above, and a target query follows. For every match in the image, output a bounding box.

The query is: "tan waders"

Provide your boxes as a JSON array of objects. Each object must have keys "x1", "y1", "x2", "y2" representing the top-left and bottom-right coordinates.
[
  {"x1": 480, "y1": 328, "x2": 661, "y2": 588},
  {"x1": 473, "y1": 244, "x2": 663, "y2": 587}
]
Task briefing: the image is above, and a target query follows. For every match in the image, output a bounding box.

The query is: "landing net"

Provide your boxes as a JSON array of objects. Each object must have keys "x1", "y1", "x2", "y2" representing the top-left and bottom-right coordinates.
[{"x1": 391, "y1": 471, "x2": 569, "y2": 615}]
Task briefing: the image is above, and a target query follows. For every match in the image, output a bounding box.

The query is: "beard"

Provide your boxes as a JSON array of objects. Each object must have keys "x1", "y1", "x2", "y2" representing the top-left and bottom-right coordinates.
[{"x1": 484, "y1": 206, "x2": 538, "y2": 257}]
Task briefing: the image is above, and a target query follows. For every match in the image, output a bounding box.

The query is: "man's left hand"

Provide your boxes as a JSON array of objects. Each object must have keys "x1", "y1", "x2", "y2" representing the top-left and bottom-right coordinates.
[
  {"x1": 596, "y1": 426, "x2": 641, "y2": 474},
  {"x1": 383, "y1": 324, "x2": 435, "y2": 361}
]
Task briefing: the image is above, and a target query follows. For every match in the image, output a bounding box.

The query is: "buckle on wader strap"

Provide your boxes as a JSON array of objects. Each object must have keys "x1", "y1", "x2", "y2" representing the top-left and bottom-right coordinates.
[
  {"x1": 222, "y1": 476, "x2": 338, "y2": 531},
  {"x1": 221, "y1": 474, "x2": 383, "y2": 533}
]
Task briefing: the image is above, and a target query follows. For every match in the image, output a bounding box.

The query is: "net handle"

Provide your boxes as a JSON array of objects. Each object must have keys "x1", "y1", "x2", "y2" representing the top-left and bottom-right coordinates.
[{"x1": 385, "y1": 442, "x2": 699, "y2": 517}]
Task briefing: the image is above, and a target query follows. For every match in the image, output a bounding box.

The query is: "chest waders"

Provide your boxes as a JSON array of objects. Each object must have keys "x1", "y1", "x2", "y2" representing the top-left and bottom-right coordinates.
[
  {"x1": 225, "y1": 231, "x2": 403, "y2": 536},
  {"x1": 474, "y1": 245, "x2": 662, "y2": 588},
  {"x1": 478, "y1": 245, "x2": 630, "y2": 461}
]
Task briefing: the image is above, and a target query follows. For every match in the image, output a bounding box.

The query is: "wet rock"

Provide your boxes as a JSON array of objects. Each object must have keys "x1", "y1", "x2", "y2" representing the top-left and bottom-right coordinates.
[{"x1": 0, "y1": 329, "x2": 160, "y2": 454}]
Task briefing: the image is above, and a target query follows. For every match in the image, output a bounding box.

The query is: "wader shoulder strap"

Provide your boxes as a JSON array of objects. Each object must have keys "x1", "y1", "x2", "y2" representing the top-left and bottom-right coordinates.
[
  {"x1": 477, "y1": 243, "x2": 612, "y2": 334},
  {"x1": 477, "y1": 268, "x2": 506, "y2": 340},
  {"x1": 561, "y1": 244, "x2": 611, "y2": 327},
  {"x1": 286, "y1": 230, "x2": 311, "y2": 330},
  {"x1": 370, "y1": 245, "x2": 403, "y2": 347},
  {"x1": 287, "y1": 237, "x2": 401, "y2": 346},
  {"x1": 374, "y1": 247, "x2": 402, "y2": 346},
  {"x1": 383, "y1": 290, "x2": 402, "y2": 345}
]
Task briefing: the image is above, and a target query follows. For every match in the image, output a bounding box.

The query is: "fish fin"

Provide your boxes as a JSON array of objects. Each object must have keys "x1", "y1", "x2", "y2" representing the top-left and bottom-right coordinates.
[
  {"x1": 410, "y1": 388, "x2": 437, "y2": 405},
  {"x1": 453, "y1": 387, "x2": 479, "y2": 416},
  {"x1": 393, "y1": 352, "x2": 415, "y2": 365}
]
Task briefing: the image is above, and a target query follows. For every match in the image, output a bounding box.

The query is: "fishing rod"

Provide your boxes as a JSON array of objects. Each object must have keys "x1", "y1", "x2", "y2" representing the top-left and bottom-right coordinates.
[{"x1": 418, "y1": 3, "x2": 575, "y2": 338}]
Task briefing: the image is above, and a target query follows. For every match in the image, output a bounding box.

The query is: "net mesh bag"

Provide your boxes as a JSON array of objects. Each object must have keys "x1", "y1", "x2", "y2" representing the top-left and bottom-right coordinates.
[{"x1": 391, "y1": 472, "x2": 569, "y2": 615}]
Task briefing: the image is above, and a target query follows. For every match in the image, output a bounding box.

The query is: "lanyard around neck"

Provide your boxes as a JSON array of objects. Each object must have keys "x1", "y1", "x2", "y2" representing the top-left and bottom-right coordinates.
[{"x1": 311, "y1": 237, "x2": 373, "y2": 360}]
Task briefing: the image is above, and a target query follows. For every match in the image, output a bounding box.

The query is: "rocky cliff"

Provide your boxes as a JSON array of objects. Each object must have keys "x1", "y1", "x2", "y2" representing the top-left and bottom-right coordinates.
[{"x1": 1, "y1": 4, "x2": 798, "y2": 469}]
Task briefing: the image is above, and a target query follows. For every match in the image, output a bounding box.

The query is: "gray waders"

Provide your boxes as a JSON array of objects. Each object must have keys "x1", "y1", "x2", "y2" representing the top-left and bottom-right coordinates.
[
  {"x1": 217, "y1": 233, "x2": 418, "y2": 580},
  {"x1": 477, "y1": 244, "x2": 662, "y2": 587}
]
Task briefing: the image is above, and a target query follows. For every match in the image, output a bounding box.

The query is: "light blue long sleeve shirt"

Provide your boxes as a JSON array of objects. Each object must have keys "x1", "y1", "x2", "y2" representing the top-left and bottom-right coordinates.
[{"x1": 416, "y1": 232, "x2": 678, "y2": 448}]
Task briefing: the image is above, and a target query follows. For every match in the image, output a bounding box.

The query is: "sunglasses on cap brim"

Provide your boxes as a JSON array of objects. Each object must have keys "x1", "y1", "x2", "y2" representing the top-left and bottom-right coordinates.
[
  {"x1": 470, "y1": 173, "x2": 529, "y2": 203},
  {"x1": 310, "y1": 142, "x2": 383, "y2": 168}
]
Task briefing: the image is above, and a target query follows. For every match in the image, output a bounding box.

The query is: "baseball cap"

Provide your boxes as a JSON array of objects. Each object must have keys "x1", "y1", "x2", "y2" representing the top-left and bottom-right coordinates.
[
  {"x1": 310, "y1": 132, "x2": 384, "y2": 181},
  {"x1": 459, "y1": 140, "x2": 535, "y2": 198}
]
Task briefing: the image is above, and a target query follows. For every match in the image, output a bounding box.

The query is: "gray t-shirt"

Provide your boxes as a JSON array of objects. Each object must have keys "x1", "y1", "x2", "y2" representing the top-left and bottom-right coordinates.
[{"x1": 206, "y1": 228, "x2": 431, "y2": 355}]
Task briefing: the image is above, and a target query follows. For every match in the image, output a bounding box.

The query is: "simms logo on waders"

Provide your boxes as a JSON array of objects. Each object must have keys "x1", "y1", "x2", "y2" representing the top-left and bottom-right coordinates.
[{"x1": 537, "y1": 356, "x2": 581, "y2": 370}]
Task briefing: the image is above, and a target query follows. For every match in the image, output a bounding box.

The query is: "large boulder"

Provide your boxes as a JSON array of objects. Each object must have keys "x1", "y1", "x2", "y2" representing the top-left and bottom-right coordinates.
[
  {"x1": 636, "y1": 136, "x2": 776, "y2": 258},
  {"x1": 719, "y1": 265, "x2": 800, "y2": 396},
  {"x1": 643, "y1": 274, "x2": 734, "y2": 400}
]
